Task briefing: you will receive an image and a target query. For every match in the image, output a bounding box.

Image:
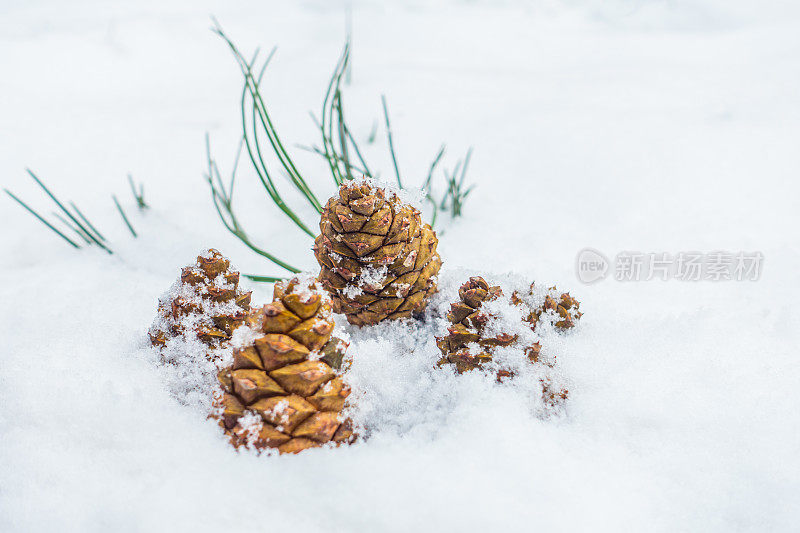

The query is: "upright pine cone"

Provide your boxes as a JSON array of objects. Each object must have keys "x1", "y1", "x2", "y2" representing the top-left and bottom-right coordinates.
[
  {"x1": 214, "y1": 277, "x2": 355, "y2": 455},
  {"x1": 314, "y1": 180, "x2": 442, "y2": 326},
  {"x1": 436, "y1": 277, "x2": 536, "y2": 374},
  {"x1": 149, "y1": 249, "x2": 252, "y2": 351}
]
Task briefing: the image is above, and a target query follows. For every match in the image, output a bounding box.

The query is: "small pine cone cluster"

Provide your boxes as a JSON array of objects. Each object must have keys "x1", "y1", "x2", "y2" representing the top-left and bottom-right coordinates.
[
  {"x1": 314, "y1": 180, "x2": 442, "y2": 326},
  {"x1": 437, "y1": 276, "x2": 581, "y2": 408},
  {"x1": 213, "y1": 277, "x2": 355, "y2": 455},
  {"x1": 436, "y1": 277, "x2": 540, "y2": 375},
  {"x1": 512, "y1": 284, "x2": 583, "y2": 331},
  {"x1": 149, "y1": 249, "x2": 252, "y2": 352}
]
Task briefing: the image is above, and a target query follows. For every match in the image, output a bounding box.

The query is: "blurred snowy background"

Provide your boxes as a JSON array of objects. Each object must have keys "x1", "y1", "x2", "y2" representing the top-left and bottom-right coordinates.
[{"x1": 1, "y1": 0, "x2": 799, "y2": 531}]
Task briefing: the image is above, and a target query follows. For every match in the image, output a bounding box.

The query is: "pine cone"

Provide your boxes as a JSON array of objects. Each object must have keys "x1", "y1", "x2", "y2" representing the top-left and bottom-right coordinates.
[
  {"x1": 149, "y1": 249, "x2": 252, "y2": 351},
  {"x1": 213, "y1": 277, "x2": 355, "y2": 455},
  {"x1": 314, "y1": 180, "x2": 442, "y2": 326}
]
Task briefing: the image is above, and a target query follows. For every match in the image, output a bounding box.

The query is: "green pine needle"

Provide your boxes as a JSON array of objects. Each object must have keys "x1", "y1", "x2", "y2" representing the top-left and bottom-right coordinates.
[
  {"x1": 213, "y1": 19, "x2": 323, "y2": 220},
  {"x1": 207, "y1": 16, "x2": 477, "y2": 254},
  {"x1": 70, "y1": 202, "x2": 108, "y2": 243},
  {"x1": 381, "y1": 95, "x2": 403, "y2": 189},
  {"x1": 113, "y1": 195, "x2": 137, "y2": 237},
  {"x1": 205, "y1": 133, "x2": 301, "y2": 274},
  {"x1": 319, "y1": 40, "x2": 351, "y2": 186},
  {"x1": 367, "y1": 121, "x2": 378, "y2": 144},
  {"x1": 25, "y1": 169, "x2": 112, "y2": 253},
  {"x1": 52, "y1": 211, "x2": 93, "y2": 244},
  {"x1": 128, "y1": 174, "x2": 148, "y2": 210},
  {"x1": 4, "y1": 189, "x2": 81, "y2": 249},
  {"x1": 243, "y1": 274, "x2": 285, "y2": 283},
  {"x1": 424, "y1": 144, "x2": 447, "y2": 227}
]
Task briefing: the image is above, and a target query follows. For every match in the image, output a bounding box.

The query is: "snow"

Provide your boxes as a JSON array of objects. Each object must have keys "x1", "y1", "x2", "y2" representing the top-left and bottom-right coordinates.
[
  {"x1": 2, "y1": 0, "x2": 800, "y2": 531},
  {"x1": 342, "y1": 264, "x2": 389, "y2": 298}
]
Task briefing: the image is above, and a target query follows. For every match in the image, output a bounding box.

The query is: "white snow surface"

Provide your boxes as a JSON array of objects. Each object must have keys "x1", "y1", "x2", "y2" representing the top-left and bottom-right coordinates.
[{"x1": 2, "y1": 0, "x2": 800, "y2": 531}]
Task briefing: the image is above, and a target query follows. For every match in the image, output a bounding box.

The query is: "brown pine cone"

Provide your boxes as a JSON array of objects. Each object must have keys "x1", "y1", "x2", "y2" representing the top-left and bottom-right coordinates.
[
  {"x1": 213, "y1": 277, "x2": 355, "y2": 455},
  {"x1": 436, "y1": 277, "x2": 518, "y2": 373},
  {"x1": 149, "y1": 249, "x2": 252, "y2": 352},
  {"x1": 314, "y1": 180, "x2": 442, "y2": 326}
]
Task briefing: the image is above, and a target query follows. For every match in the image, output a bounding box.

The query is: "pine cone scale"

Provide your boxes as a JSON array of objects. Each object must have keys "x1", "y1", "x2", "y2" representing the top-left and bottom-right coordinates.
[{"x1": 254, "y1": 335, "x2": 311, "y2": 371}]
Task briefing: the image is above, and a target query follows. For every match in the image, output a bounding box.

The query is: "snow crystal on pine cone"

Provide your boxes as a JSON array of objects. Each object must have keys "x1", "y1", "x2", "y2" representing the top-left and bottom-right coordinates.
[{"x1": 348, "y1": 175, "x2": 425, "y2": 212}]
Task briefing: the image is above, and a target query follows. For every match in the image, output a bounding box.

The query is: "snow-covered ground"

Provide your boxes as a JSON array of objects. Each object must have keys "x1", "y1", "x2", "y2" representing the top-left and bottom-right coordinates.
[{"x1": 2, "y1": 1, "x2": 799, "y2": 531}]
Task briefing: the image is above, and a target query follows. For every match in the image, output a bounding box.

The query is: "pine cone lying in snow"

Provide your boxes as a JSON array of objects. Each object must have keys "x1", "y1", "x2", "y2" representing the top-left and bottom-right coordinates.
[
  {"x1": 149, "y1": 249, "x2": 252, "y2": 354},
  {"x1": 213, "y1": 277, "x2": 355, "y2": 454},
  {"x1": 314, "y1": 179, "x2": 442, "y2": 326}
]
